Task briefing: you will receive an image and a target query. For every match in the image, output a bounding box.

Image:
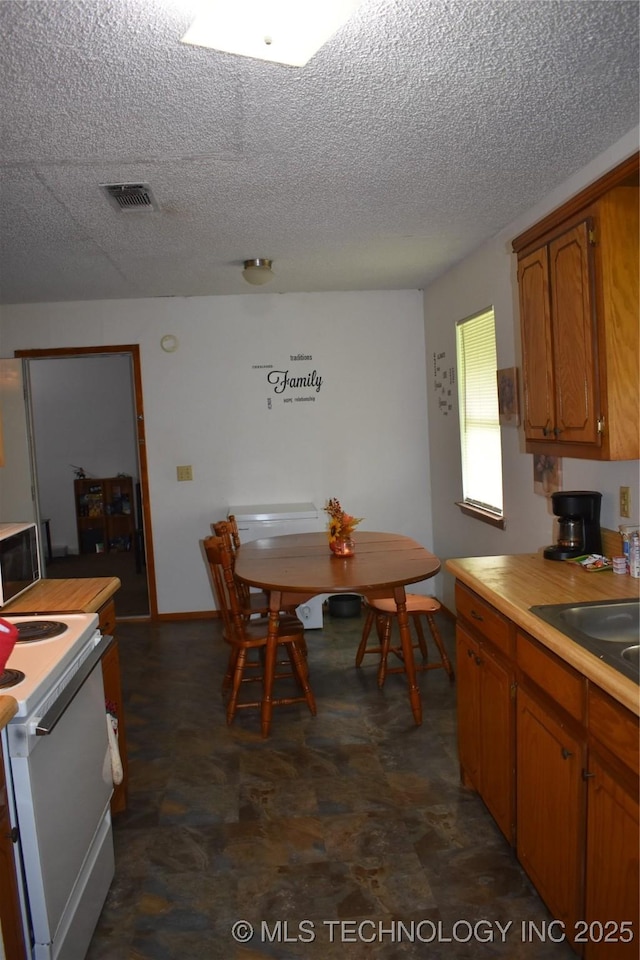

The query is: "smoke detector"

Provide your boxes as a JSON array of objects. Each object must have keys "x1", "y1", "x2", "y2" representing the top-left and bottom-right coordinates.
[{"x1": 102, "y1": 183, "x2": 159, "y2": 212}]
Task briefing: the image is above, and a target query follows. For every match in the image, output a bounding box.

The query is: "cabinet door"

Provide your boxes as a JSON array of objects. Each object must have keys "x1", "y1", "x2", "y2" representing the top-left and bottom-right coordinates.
[
  {"x1": 518, "y1": 247, "x2": 555, "y2": 440},
  {"x1": 478, "y1": 644, "x2": 514, "y2": 842},
  {"x1": 101, "y1": 640, "x2": 128, "y2": 814},
  {"x1": 584, "y1": 754, "x2": 639, "y2": 959},
  {"x1": 456, "y1": 626, "x2": 514, "y2": 843},
  {"x1": 517, "y1": 687, "x2": 585, "y2": 940},
  {"x1": 549, "y1": 220, "x2": 600, "y2": 444},
  {"x1": 456, "y1": 626, "x2": 480, "y2": 790},
  {"x1": 99, "y1": 600, "x2": 128, "y2": 815}
]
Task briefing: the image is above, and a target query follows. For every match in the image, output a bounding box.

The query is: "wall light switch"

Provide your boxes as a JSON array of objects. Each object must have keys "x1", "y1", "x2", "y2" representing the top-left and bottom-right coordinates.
[
  {"x1": 177, "y1": 465, "x2": 193, "y2": 481},
  {"x1": 619, "y1": 486, "x2": 631, "y2": 518}
]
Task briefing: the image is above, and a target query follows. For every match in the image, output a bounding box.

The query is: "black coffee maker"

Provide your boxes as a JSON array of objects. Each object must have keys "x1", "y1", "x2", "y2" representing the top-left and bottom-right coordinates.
[{"x1": 543, "y1": 490, "x2": 602, "y2": 561}]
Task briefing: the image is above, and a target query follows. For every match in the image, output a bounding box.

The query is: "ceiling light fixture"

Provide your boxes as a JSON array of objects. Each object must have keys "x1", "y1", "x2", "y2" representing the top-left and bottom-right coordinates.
[
  {"x1": 242, "y1": 258, "x2": 274, "y2": 285},
  {"x1": 180, "y1": 0, "x2": 363, "y2": 67}
]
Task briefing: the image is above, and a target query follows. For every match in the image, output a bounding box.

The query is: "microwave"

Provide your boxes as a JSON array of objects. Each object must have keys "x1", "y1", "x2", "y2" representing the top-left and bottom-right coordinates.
[{"x1": 0, "y1": 522, "x2": 41, "y2": 607}]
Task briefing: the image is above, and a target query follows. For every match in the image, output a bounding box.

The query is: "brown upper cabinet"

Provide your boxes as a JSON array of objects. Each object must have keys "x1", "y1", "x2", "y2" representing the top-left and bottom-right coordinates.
[{"x1": 512, "y1": 154, "x2": 639, "y2": 460}]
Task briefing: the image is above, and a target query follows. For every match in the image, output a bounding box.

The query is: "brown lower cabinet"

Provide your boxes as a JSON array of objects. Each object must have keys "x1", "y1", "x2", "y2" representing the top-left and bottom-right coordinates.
[
  {"x1": 583, "y1": 688, "x2": 639, "y2": 960},
  {"x1": 455, "y1": 581, "x2": 639, "y2": 957},
  {"x1": 516, "y1": 686, "x2": 585, "y2": 945},
  {"x1": 97, "y1": 598, "x2": 128, "y2": 815},
  {"x1": 456, "y1": 624, "x2": 514, "y2": 842}
]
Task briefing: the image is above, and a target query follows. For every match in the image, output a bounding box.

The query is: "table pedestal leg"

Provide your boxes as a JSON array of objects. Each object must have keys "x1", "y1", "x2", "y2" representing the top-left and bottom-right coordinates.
[
  {"x1": 261, "y1": 592, "x2": 281, "y2": 738},
  {"x1": 394, "y1": 586, "x2": 423, "y2": 725}
]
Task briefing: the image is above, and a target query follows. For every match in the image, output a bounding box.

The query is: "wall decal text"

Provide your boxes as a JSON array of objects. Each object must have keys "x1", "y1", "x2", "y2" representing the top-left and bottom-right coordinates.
[{"x1": 267, "y1": 369, "x2": 323, "y2": 394}]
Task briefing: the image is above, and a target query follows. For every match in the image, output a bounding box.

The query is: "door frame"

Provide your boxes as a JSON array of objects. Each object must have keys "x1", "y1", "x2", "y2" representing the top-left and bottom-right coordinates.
[{"x1": 14, "y1": 344, "x2": 158, "y2": 619}]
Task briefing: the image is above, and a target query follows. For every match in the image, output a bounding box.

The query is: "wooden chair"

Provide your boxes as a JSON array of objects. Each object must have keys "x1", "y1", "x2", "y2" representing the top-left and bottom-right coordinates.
[
  {"x1": 213, "y1": 519, "x2": 271, "y2": 617},
  {"x1": 215, "y1": 519, "x2": 306, "y2": 657},
  {"x1": 355, "y1": 595, "x2": 454, "y2": 688},
  {"x1": 203, "y1": 534, "x2": 316, "y2": 728}
]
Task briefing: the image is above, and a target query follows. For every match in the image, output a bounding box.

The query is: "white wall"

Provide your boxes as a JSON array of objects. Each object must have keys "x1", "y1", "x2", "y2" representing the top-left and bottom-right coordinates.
[
  {"x1": 424, "y1": 128, "x2": 640, "y2": 609},
  {"x1": 0, "y1": 290, "x2": 432, "y2": 614},
  {"x1": 28, "y1": 356, "x2": 139, "y2": 554}
]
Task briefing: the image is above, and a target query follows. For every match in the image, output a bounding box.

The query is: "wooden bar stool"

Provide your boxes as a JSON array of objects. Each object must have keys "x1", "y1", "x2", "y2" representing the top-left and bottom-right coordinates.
[{"x1": 356, "y1": 595, "x2": 454, "y2": 688}]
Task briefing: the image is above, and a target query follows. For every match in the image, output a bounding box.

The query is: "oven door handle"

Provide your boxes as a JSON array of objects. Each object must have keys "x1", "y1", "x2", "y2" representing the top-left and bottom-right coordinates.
[{"x1": 35, "y1": 634, "x2": 114, "y2": 736}]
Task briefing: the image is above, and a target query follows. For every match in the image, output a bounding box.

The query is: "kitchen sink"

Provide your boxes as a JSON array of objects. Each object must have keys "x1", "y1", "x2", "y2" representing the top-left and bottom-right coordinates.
[
  {"x1": 552, "y1": 600, "x2": 639, "y2": 643},
  {"x1": 530, "y1": 598, "x2": 639, "y2": 683}
]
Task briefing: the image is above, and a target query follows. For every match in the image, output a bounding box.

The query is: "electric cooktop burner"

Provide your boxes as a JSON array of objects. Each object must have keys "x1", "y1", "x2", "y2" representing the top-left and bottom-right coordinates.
[
  {"x1": 0, "y1": 668, "x2": 25, "y2": 688},
  {"x1": 15, "y1": 620, "x2": 68, "y2": 642}
]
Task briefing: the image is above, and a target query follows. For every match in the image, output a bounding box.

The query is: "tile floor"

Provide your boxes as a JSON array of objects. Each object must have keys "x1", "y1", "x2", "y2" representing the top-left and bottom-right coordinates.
[{"x1": 87, "y1": 609, "x2": 575, "y2": 960}]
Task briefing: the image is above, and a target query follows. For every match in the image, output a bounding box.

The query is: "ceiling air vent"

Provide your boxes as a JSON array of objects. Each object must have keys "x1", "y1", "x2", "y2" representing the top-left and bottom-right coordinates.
[{"x1": 102, "y1": 183, "x2": 158, "y2": 212}]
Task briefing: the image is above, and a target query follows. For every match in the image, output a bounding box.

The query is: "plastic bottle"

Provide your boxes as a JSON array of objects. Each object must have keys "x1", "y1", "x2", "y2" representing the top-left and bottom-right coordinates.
[
  {"x1": 619, "y1": 524, "x2": 638, "y2": 575},
  {"x1": 630, "y1": 532, "x2": 640, "y2": 579}
]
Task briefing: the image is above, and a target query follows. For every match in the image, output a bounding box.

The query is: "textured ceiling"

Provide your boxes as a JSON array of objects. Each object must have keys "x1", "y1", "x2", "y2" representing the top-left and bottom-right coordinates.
[{"x1": 0, "y1": 0, "x2": 638, "y2": 305}]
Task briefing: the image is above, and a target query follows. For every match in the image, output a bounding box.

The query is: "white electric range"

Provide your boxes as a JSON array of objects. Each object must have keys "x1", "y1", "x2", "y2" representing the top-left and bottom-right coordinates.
[{"x1": 1, "y1": 613, "x2": 115, "y2": 960}]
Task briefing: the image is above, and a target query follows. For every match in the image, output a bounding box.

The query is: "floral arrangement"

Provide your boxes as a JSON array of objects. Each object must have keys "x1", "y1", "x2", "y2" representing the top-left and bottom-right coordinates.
[{"x1": 324, "y1": 498, "x2": 363, "y2": 545}]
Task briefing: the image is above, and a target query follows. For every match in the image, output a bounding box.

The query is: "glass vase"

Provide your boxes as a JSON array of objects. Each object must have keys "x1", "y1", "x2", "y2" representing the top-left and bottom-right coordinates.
[{"x1": 330, "y1": 537, "x2": 355, "y2": 557}]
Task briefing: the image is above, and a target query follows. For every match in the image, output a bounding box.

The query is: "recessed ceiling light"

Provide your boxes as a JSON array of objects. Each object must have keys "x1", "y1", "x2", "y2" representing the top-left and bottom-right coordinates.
[{"x1": 180, "y1": 0, "x2": 363, "y2": 67}]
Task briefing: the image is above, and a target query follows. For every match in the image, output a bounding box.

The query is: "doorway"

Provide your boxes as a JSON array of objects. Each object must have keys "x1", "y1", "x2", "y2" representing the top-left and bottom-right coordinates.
[{"x1": 15, "y1": 345, "x2": 157, "y2": 619}]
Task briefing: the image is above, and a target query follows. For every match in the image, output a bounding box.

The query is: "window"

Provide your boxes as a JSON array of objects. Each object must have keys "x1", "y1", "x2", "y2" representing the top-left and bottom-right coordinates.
[{"x1": 455, "y1": 308, "x2": 505, "y2": 527}]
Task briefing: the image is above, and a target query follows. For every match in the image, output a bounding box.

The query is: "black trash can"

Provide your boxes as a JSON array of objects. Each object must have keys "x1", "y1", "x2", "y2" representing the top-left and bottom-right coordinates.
[{"x1": 328, "y1": 594, "x2": 362, "y2": 618}]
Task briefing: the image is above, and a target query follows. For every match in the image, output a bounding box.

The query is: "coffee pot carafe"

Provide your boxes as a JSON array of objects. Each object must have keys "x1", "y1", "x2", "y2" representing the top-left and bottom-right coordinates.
[
  {"x1": 557, "y1": 516, "x2": 585, "y2": 550},
  {"x1": 544, "y1": 491, "x2": 602, "y2": 561}
]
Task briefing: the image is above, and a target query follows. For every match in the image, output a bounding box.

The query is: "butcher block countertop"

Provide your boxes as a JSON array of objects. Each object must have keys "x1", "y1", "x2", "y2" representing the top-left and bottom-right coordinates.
[
  {"x1": 446, "y1": 553, "x2": 640, "y2": 715},
  {"x1": 1, "y1": 577, "x2": 121, "y2": 615},
  {"x1": 0, "y1": 696, "x2": 18, "y2": 731}
]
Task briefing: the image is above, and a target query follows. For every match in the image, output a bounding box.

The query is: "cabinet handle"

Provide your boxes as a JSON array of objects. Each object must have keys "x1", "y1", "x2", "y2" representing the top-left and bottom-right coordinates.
[
  {"x1": 474, "y1": 656, "x2": 483, "y2": 666},
  {"x1": 467, "y1": 649, "x2": 474, "y2": 658},
  {"x1": 561, "y1": 747, "x2": 573, "y2": 760},
  {"x1": 6, "y1": 826, "x2": 19, "y2": 843},
  {"x1": 582, "y1": 769, "x2": 596, "y2": 780},
  {"x1": 471, "y1": 610, "x2": 484, "y2": 622},
  {"x1": 554, "y1": 427, "x2": 563, "y2": 437}
]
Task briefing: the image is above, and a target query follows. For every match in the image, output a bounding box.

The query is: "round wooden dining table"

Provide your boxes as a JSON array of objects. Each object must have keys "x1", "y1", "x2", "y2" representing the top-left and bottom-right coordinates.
[{"x1": 234, "y1": 530, "x2": 441, "y2": 736}]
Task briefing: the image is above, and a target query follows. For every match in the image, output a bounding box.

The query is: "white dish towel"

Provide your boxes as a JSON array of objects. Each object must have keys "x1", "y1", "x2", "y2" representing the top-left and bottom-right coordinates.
[{"x1": 106, "y1": 712, "x2": 124, "y2": 785}]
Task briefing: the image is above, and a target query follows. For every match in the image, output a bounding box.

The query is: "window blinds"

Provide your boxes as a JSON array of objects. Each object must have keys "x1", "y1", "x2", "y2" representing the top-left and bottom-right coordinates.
[{"x1": 456, "y1": 309, "x2": 503, "y2": 515}]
